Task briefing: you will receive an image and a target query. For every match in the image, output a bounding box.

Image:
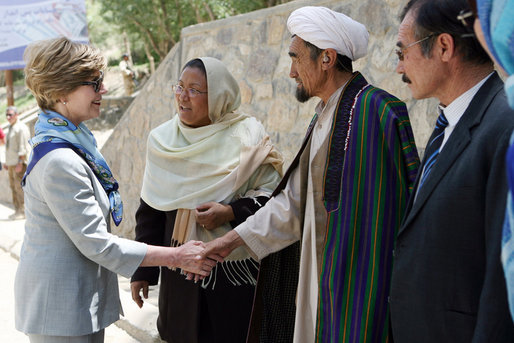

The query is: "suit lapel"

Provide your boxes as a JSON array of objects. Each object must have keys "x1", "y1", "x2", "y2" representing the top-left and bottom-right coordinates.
[{"x1": 400, "y1": 72, "x2": 504, "y2": 233}]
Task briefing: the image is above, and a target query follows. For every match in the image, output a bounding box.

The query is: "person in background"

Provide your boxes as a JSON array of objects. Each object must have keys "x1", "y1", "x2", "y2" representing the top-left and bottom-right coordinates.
[
  {"x1": 119, "y1": 53, "x2": 135, "y2": 96},
  {"x1": 200, "y1": 6, "x2": 419, "y2": 342},
  {"x1": 15, "y1": 37, "x2": 220, "y2": 343},
  {"x1": 389, "y1": 0, "x2": 514, "y2": 341},
  {"x1": 469, "y1": 0, "x2": 514, "y2": 321},
  {"x1": 4, "y1": 106, "x2": 31, "y2": 220},
  {"x1": 0, "y1": 125, "x2": 5, "y2": 145},
  {"x1": 130, "y1": 56, "x2": 283, "y2": 343},
  {"x1": 0, "y1": 125, "x2": 4, "y2": 171}
]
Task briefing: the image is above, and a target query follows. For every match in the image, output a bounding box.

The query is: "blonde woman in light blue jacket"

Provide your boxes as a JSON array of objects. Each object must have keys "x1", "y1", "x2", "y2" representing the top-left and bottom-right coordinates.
[{"x1": 15, "y1": 37, "x2": 221, "y2": 343}]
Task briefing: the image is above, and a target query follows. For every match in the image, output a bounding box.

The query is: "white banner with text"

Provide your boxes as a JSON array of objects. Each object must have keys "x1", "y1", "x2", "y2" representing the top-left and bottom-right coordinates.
[{"x1": 0, "y1": 0, "x2": 88, "y2": 70}]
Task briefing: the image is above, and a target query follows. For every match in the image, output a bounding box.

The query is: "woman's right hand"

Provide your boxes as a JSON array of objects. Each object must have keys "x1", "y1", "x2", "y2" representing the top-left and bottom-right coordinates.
[
  {"x1": 173, "y1": 240, "x2": 222, "y2": 276},
  {"x1": 131, "y1": 280, "x2": 149, "y2": 308},
  {"x1": 139, "y1": 243, "x2": 224, "y2": 285}
]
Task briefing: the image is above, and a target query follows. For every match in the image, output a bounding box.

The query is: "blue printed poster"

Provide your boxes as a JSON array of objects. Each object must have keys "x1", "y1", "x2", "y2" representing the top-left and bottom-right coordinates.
[{"x1": 0, "y1": 0, "x2": 88, "y2": 70}]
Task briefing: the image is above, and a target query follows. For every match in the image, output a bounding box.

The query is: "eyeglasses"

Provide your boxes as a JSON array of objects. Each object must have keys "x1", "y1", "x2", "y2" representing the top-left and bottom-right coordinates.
[
  {"x1": 172, "y1": 84, "x2": 207, "y2": 97},
  {"x1": 457, "y1": 9, "x2": 474, "y2": 27},
  {"x1": 395, "y1": 34, "x2": 435, "y2": 61},
  {"x1": 6, "y1": 112, "x2": 14, "y2": 118},
  {"x1": 81, "y1": 71, "x2": 104, "y2": 93}
]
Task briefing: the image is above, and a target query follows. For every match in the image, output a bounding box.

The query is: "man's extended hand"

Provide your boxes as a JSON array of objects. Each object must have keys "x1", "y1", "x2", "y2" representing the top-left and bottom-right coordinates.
[
  {"x1": 174, "y1": 240, "x2": 221, "y2": 276},
  {"x1": 200, "y1": 230, "x2": 246, "y2": 260},
  {"x1": 185, "y1": 231, "x2": 247, "y2": 282}
]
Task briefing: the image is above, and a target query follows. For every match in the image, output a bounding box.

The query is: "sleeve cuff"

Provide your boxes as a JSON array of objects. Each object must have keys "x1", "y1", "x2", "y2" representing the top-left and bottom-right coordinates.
[{"x1": 235, "y1": 221, "x2": 272, "y2": 260}]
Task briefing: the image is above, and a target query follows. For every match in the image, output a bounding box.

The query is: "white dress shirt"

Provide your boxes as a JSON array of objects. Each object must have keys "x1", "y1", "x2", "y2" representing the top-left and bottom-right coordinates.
[
  {"x1": 235, "y1": 84, "x2": 346, "y2": 342},
  {"x1": 439, "y1": 72, "x2": 493, "y2": 152}
]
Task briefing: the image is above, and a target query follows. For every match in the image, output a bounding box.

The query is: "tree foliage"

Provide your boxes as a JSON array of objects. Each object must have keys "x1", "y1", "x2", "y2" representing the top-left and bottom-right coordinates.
[{"x1": 94, "y1": 0, "x2": 291, "y2": 64}]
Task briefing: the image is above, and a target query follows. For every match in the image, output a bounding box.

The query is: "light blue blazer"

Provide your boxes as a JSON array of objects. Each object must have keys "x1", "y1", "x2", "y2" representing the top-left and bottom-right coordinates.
[{"x1": 15, "y1": 148, "x2": 147, "y2": 336}]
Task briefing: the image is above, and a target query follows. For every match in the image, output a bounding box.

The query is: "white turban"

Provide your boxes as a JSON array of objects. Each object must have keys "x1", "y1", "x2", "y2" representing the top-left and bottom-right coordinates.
[{"x1": 287, "y1": 6, "x2": 369, "y2": 61}]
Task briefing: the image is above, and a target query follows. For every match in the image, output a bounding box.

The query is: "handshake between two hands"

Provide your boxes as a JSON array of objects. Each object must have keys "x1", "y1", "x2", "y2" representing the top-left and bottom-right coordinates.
[
  {"x1": 131, "y1": 202, "x2": 244, "y2": 308},
  {"x1": 131, "y1": 229, "x2": 242, "y2": 308},
  {"x1": 179, "y1": 239, "x2": 227, "y2": 283},
  {"x1": 179, "y1": 201, "x2": 245, "y2": 281}
]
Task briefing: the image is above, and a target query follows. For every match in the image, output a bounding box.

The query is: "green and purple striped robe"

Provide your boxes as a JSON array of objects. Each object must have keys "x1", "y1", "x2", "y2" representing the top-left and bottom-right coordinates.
[{"x1": 315, "y1": 72, "x2": 419, "y2": 342}]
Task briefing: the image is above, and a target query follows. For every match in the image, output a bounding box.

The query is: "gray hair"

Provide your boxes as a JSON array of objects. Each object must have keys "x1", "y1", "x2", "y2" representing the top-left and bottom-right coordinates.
[{"x1": 6, "y1": 106, "x2": 18, "y2": 114}]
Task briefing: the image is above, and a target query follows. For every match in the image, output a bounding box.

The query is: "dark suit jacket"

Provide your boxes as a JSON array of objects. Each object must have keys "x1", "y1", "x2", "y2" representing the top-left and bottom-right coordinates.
[{"x1": 390, "y1": 73, "x2": 514, "y2": 342}]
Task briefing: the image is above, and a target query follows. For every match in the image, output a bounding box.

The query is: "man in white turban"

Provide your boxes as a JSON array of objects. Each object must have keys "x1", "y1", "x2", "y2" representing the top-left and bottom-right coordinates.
[
  {"x1": 286, "y1": 6, "x2": 368, "y2": 61},
  {"x1": 201, "y1": 6, "x2": 419, "y2": 343}
]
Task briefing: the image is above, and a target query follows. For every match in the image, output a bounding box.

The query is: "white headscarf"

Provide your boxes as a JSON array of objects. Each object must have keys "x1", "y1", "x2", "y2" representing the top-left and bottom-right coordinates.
[
  {"x1": 203, "y1": 57, "x2": 241, "y2": 123},
  {"x1": 141, "y1": 57, "x2": 282, "y2": 211},
  {"x1": 287, "y1": 6, "x2": 369, "y2": 61}
]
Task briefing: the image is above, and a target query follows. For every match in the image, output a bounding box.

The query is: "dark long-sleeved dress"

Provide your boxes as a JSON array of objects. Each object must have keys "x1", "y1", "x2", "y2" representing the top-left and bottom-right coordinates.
[{"x1": 131, "y1": 196, "x2": 270, "y2": 343}]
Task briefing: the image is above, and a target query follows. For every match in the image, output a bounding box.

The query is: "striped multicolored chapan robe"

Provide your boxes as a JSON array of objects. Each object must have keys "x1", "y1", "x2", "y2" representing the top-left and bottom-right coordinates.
[
  {"x1": 246, "y1": 72, "x2": 419, "y2": 343},
  {"x1": 315, "y1": 72, "x2": 419, "y2": 342}
]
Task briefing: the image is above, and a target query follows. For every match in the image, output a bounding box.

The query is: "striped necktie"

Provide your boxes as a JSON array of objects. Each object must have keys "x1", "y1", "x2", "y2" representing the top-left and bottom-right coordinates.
[{"x1": 418, "y1": 109, "x2": 449, "y2": 189}]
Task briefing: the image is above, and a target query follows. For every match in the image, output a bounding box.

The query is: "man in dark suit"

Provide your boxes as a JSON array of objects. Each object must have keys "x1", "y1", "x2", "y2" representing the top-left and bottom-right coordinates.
[{"x1": 390, "y1": 0, "x2": 514, "y2": 341}]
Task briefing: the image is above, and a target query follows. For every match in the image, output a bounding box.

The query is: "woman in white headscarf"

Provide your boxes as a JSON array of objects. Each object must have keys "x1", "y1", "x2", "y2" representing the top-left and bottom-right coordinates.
[{"x1": 130, "y1": 57, "x2": 283, "y2": 343}]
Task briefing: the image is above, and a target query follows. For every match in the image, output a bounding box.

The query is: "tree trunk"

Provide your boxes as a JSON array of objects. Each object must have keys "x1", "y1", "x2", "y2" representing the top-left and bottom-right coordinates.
[
  {"x1": 143, "y1": 42, "x2": 156, "y2": 75},
  {"x1": 122, "y1": 31, "x2": 132, "y2": 64},
  {"x1": 5, "y1": 70, "x2": 14, "y2": 107},
  {"x1": 204, "y1": 3, "x2": 215, "y2": 21},
  {"x1": 160, "y1": 0, "x2": 173, "y2": 37},
  {"x1": 130, "y1": 17, "x2": 170, "y2": 60},
  {"x1": 175, "y1": 0, "x2": 183, "y2": 28},
  {"x1": 189, "y1": 0, "x2": 204, "y2": 23}
]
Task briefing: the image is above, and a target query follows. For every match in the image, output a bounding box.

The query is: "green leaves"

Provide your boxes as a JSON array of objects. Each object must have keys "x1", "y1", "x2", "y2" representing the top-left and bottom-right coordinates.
[{"x1": 90, "y1": 0, "x2": 291, "y2": 65}]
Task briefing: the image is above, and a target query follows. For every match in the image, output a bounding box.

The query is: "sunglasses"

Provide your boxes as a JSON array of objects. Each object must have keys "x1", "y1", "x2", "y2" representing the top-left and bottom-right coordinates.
[{"x1": 81, "y1": 71, "x2": 104, "y2": 93}]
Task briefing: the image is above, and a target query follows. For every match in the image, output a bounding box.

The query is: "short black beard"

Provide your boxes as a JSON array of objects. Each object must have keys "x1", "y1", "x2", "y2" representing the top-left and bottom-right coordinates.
[{"x1": 295, "y1": 86, "x2": 311, "y2": 103}]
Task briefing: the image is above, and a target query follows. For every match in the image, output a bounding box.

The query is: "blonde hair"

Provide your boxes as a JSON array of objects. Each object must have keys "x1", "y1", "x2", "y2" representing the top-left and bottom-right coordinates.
[{"x1": 24, "y1": 37, "x2": 106, "y2": 111}]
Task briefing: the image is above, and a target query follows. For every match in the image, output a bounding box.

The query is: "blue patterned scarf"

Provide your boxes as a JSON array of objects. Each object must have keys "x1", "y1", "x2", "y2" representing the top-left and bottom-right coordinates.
[
  {"x1": 477, "y1": 0, "x2": 514, "y2": 108},
  {"x1": 29, "y1": 110, "x2": 123, "y2": 225},
  {"x1": 503, "y1": 132, "x2": 514, "y2": 320},
  {"x1": 479, "y1": 0, "x2": 514, "y2": 321}
]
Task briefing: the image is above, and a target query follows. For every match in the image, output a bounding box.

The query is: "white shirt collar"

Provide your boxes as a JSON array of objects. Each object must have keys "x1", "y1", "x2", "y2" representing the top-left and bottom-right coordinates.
[
  {"x1": 315, "y1": 82, "x2": 347, "y2": 122},
  {"x1": 439, "y1": 72, "x2": 494, "y2": 127}
]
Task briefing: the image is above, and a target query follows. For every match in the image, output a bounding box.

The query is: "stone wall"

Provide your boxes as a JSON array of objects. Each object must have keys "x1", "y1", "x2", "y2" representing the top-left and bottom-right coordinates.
[
  {"x1": 87, "y1": 96, "x2": 134, "y2": 130},
  {"x1": 0, "y1": 97, "x2": 133, "y2": 204},
  {"x1": 102, "y1": 0, "x2": 438, "y2": 238}
]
